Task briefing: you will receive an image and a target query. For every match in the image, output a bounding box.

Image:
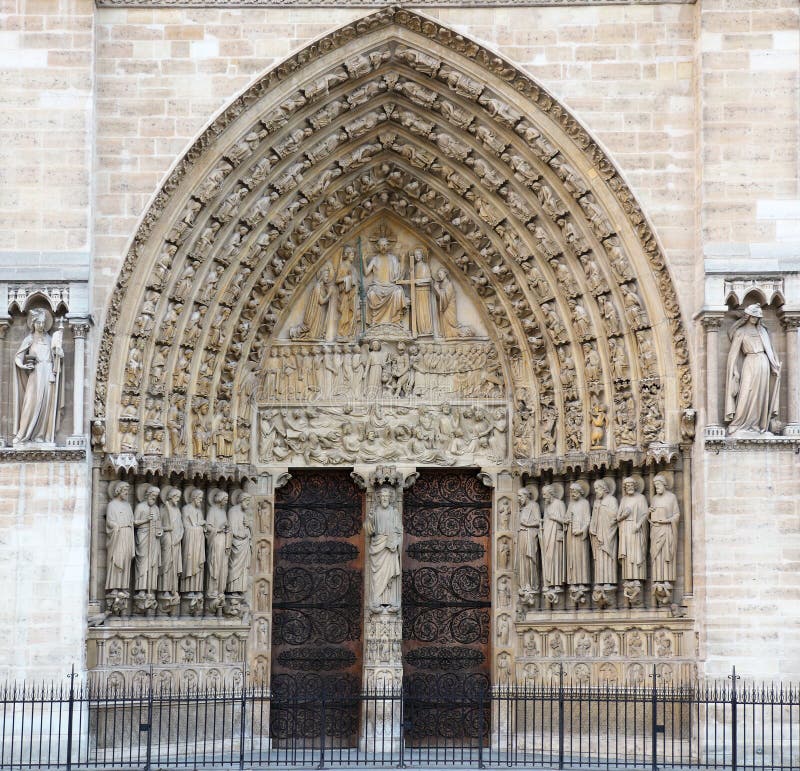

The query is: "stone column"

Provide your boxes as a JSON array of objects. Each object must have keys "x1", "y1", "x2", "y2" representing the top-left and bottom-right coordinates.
[
  {"x1": 353, "y1": 464, "x2": 416, "y2": 754},
  {"x1": 487, "y1": 469, "x2": 518, "y2": 751},
  {"x1": 68, "y1": 321, "x2": 89, "y2": 447},
  {"x1": 781, "y1": 311, "x2": 800, "y2": 436},
  {"x1": 701, "y1": 313, "x2": 725, "y2": 438},
  {"x1": 0, "y1": 320, "x2": 9, "y2": 445},
  {"x1": 248, "y1": 468, "x2": 288, "y2": 744}
]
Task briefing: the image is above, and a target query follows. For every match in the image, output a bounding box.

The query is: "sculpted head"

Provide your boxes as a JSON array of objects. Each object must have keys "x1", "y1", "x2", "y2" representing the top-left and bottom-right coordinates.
[
  {"x1": 114, "y1": 481, "x2": 130, "y2": 500},
  {"x1": 653, "y1": 474, "x2": 668, "y2": 494},
  {"x1": 215, "y1": 490, "x2": 229, "y2": 507},
  {"x1": 191, "y1": 488, "x2": 204, "y2": 507},
  {"x1": 29, "y1": 308, "x2": 48, "y2": 334},
  {"x1": 569, "y1": 483, "x2": 582, "y2": 501},
  {"x1": 623, "y1": 477, "x2": 636, "y2": 496},
  {"x1": 378, "y1": 487, "x2": 392, "y2": 508},
  {"x1": 594, "y1": 479, "x2": 608, "y2": 497},
  {"x1": 240, "y1": 492, "x2": 254, "y2": 513},
  {"x1": 541, "y1": 485, "x2": 553, "y2": 503},
  {"x1": 376, "y1": 237, "x2": 390, "y2": 254},
  {"x1": 168, "y1": 487, "x2": 181, "y2": 505}
]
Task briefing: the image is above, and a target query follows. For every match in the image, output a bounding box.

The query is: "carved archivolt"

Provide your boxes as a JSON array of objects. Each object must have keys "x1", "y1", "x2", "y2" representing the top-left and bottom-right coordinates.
[{"x1": 94, "y1": 8, "x2": 692, "y2": 471}]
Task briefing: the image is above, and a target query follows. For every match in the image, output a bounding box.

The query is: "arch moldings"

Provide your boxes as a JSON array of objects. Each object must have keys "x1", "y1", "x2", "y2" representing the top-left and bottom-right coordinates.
[{"x1": 93, "y1": 7, "x2": 693, "y2": 476}]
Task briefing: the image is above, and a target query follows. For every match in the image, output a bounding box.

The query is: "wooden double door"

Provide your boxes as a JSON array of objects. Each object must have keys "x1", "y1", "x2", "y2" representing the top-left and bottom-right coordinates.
[{"x1": 270, "y1": 468, "x2": 492, "y2": 745}]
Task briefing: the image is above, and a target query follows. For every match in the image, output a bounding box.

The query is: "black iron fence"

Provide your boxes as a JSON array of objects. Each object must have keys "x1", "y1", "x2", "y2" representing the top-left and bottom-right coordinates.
[{"x1": 1, "y1": 668, "x2": 798, "y2": 769}]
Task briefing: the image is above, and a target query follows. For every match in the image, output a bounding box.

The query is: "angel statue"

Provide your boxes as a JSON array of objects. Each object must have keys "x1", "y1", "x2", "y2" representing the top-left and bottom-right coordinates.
[{"x1": 13, "y1": 308, "x2": 64, "y2": 444}]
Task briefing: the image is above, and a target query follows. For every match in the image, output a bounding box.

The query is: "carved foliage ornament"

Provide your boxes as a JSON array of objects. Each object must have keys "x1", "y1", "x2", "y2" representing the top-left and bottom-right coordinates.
[{"x1": 93, "y1": 10, "x2": 691, "y2": 464}]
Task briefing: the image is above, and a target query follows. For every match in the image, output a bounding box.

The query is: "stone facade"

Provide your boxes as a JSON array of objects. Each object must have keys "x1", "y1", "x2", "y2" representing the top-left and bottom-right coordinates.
[{"x1": 0, "y1": 0, "x2": 798, "y2": 701}]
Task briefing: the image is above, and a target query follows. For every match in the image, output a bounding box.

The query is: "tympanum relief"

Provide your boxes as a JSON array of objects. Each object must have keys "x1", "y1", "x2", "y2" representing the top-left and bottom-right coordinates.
[{"x1": 258, "y1": 224, "x2": 509, "y2": 467}]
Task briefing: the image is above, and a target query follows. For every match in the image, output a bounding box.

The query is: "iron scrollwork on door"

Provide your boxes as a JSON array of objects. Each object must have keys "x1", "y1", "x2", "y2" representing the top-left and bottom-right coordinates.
[
  {"x1": 402, "y1": 470, "x2": 492, "y2": 743},
  {"x1": 270, "y1": 470, "x2": 364, "y2": 743}
]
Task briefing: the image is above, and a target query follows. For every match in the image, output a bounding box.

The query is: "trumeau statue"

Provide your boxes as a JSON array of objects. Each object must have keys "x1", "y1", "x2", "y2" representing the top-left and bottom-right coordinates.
[
  {"x1": 133, "y1": 484, "x2": 162, "y2": 615},
  {"x1": 366, "y1": 486, "x2": 402, "y2": 612},
  {"x1": 725, "y1": 303, "x2": 781, "y2": 436},
  {"x1": 105, "y1": 480, "x2": 136, "y2": 615},
  {"x1": 13, "y1": 308, "x2": 65, "y2": 444},
  {"x1": 649, "y1": 473, "x2": 681, "y2": 606},
  {"x1": 516, "y1": 485, "x2": 541, "y2": 607}
]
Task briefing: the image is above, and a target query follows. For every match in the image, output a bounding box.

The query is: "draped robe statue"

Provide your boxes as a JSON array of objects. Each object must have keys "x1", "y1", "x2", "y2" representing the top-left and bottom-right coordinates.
[
  {"x1": 724, "y1": 304, "x2": 781, "y2": 435},
  {"x1": 590, "y1": 479, "x2": 618, "y2": 587},
  {"x1": 649, "y1": 474, "x2": 681, "y2": 605},
  {"x1": 565, "y1": 482, "x2": 591, "y2": 587},
  {"x1": 290, "y1": 264, "x2": 333, "y2": 341},
  {"x1": 205, "y1": 489, "x2": 231, "y2": 612},
  {"x1": 433, "y1": 268, "x2": 473, "y2": 339},
  {"x1": 133, "y1": 485, "x2": 163, "y2": 611},
  {"x1": 336, "y1": 246, "x2": 358, "y2": 338},
  {"x1": 412, "y1": 248, "x2": 434, "y2": 336},
  {"x1": 226, "y1": 491, "x2": 253, "y2": 594},
  {"x1": 158, "y1": 486, "x2": 184, "y2": 603},
  {"x1": 13, "y1": 308, "x2": 64, "y2": 444},
  {"x1": 181, "y1": 487, "x2": 206, "y2": 599},
  {"x1": 540, "y1": 484, "x2": 568, "y2": 592},
  {"x1": 105, "y1": 481, "x2": 135, "y2": 604},
  {"x1": 515, "y1": 486, "x2": 541, "y2": 601},
  {"x1": 364, "y1": 236, "x2": 408, "y2": 326},
  {"x1": 366, "y1": 486, "x2": 402, "y2": 611},
  {"x1": 618, "y1": 476, "x2": 649, "y2": 581}
]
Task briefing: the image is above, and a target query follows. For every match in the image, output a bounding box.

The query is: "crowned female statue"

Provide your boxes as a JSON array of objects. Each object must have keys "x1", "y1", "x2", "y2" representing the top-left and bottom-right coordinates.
[
  {"x1": 13, "y1": 308, "x2": 64, "y2": 444},
  {"x1": 724, "y1": 303, "x2": 781, "y2": 435}
]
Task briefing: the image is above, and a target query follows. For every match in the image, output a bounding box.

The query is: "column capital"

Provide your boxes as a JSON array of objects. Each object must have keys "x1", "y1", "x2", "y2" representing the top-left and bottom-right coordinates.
[
  {"x1": 699, "y1": 312, "x2": 725, "y2": 331},
  {"x1": 70, "y1": 321, "x2": 90, "y2": 339},
  {"x1": 780, "y1": 310, "x2": 800, "y2": 331}
]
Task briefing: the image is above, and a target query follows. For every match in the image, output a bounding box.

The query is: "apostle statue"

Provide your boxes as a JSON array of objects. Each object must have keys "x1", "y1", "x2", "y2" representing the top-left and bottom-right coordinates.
[
  {"x1": 336, "y1": 245, "x2": 358, "y2": 339},
  {"x1": 617, "y1": 475, "x2": 649, "y2": 605},
  {"x1": 133, "y1": 484, "x2": 163, "y2": 615},
  {"x1": 589, "y1": 478, "x2": 618, "y2": 607},
  {"x1": 289, "y1": 263, "x2": 334, "y2": 340},
  {"x1": 105, "y1": 480, "x2": 135, "y2": 615},
  {"x1": 649, "y1": 473, "x2": 681, "y2": 606},
  {"x1": 515, "y1": 485, "x2": 541, "y2": 607},
  {"x1": 565, "y1": 480, "x2": 591, "y2": 605},
  {"x1": 205, "y1": 488, "x2": 231, "y2": 615},
  {"x1": 411, "y1": 247, "x2": 434, "y2": 336},
  {"x1": 725, "y1": 303, "x2": 781, "y2": 435},
  {"x1": 12, "y1": 308, "x2": 64, "y2": 444},
  {"x1": 433, "y1": 268, "x2": 474, "y2": 339},
  {"x1": 365, "y1": 486, "x2": 402, "y2": 612},
  {"x1": 364, "y1": 234, "x2": 408, "y2": 327},
  {"x1": 158, "y1": 485, "x2": 184, "y2": 615},
  {"x1": 226, "y1": 490, "x2": 253, "y2": 607},
  {"x1": 181, "y1": 486, "x2": 206, "y2": 615},
  {"x1": 540, "y1": 483, "x2": 568, "y2": 604}
]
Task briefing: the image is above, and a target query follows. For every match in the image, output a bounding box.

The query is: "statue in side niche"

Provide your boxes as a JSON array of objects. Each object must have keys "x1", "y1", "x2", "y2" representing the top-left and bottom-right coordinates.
[
  {"x1": 205, "y1": 488, "x2": 231, "y2": 615},
  {"x1": 13, "y1": 308, "x2": 64, "y2": 444},
  {"x1": 226, "y1": 490, "x2": 253, "y2": 614},
  {"x1": 181, "y1": 486, "x2": 206, "y2": 615},
  {"x1": 565, "y1": 481, "x2": 591, "y2": 605},
  {"x1": 617, "y1": 475, "x2": 648, "y2": 605},
  {"x1": 515, "y1": 485, "x2": 541, "y2": 607},
  {"x1": 649, "y1": 473, "x2": 681, "y2": 606},
  {"x1": 724, "y1": 303, "x2": 781, "y2": 436},
  {"x1": 158, "y1": 485, "x2": 184, "y2": 615},
  {"x1": 133, "y1": 484, "x2": 163, "y2": 615}
]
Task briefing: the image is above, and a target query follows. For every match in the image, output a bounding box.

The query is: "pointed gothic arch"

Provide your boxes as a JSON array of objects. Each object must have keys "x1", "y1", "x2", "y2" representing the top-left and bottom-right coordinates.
[{"x1": 93, "y1": 7, "x2": 693, "y2": 473}]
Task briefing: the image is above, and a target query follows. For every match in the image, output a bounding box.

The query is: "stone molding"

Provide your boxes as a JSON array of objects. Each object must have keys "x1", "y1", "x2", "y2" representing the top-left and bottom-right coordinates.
[
  {"x1": 95, "y1": 0, "x2": 694, "y2": 6},
  {"x1": 0, "y1": 447, "x2": 87, "y2": 462},
  {"x1": 704, "y1": 436, "x2": 800, "y2": 451}
]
